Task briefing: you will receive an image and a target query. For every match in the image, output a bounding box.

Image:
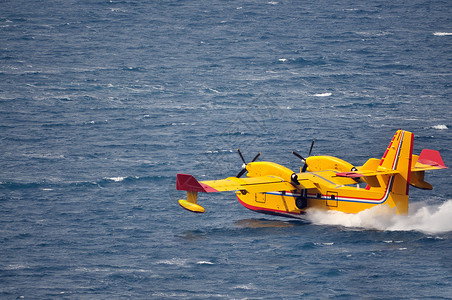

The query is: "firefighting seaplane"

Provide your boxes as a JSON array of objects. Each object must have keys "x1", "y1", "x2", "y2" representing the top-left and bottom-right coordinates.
[{"x1": 176, "y1": 130, "x2": 447, "y2": 218}]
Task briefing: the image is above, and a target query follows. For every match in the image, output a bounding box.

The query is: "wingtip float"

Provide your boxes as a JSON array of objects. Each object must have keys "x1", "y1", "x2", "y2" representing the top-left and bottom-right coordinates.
[{"x1": 176, "y1": 130, "x2": 447, "y2": 218}]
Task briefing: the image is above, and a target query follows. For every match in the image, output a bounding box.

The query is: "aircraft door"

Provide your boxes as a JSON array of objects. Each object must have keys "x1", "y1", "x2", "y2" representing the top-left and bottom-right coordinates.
[
  {"x1": 326, "y1": 191, "x2": 338, "y2": 207},
  {"x1": 255, "y1": 192, "x2": 266, "y2": 203}
]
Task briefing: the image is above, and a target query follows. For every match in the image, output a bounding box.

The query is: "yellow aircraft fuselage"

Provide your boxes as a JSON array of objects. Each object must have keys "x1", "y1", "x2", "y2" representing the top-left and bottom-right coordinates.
[
  {"x1": 176, "y1": 130, "x2": 446, "y2": 218},
  {"x1": 236, "y1": 165, "x2": 402, "y2": 218}
]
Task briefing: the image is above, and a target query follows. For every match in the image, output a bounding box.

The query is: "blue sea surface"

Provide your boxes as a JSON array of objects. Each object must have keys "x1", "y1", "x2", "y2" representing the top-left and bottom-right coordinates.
[{"x1": 1, "y1": 0, "x2": 451, "y2": 298}]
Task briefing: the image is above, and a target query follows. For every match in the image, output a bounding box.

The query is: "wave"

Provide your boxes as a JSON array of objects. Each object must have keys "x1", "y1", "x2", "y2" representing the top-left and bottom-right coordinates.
[
  {"x1": 0, "y1": 175, "x2": 167, "y2": 190},
  {"x1": 276, "y1": 56, "x2": 326, "y2": 66},
  {"x1": 0, "y1": 181, "x2": 46, "y2": 190},
  {"x1": 433, "y1": 32, "x2": 452, "y2": 36},
  {"x1": 103, "y1": 176, "x2": 138, "y2": 182},
  {"x1": 306, "y1": 200, "x2": 452, "y2": 234},
  {"x1": 85, "y1": 175, "x2": 168, "y2": 186},
  {"x1": 233, "y1": 283, "x2": 258, "y2": 290},
  {"x1": 155, "y1": 258, "x2": 215, "y2": 267},
  {"x1": 430, "y1": 124, "x2": 448, "y2": 130},
  {"x1": 196, "y1": 261, "x2": 214, "y2": 265},
  {"x1": 313, "y1": 92, "x2": 332, "y2": 97},
  {"x1": 156, "y1": 258, "x2": 188, "y2": 267}
]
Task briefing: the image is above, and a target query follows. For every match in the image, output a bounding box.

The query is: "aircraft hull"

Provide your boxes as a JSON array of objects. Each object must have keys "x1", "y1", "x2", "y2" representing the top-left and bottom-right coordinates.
[{"x1": 236, "y1": 175, "x2": 405, "y2": 217}]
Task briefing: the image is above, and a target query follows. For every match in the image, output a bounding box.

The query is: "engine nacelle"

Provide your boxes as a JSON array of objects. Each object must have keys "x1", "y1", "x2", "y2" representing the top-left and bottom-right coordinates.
[{"x1": 306, "y1": 156, "x2": 355, "y2": 173}]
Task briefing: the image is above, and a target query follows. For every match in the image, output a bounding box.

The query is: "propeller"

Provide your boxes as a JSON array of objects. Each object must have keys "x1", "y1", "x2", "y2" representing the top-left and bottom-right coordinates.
[
  {"x1": 292, "y1": 139, "x2": 315, "y2": 172},
  {"x1": 236, "y1": 149, "x2": 261, "y2": 178}
]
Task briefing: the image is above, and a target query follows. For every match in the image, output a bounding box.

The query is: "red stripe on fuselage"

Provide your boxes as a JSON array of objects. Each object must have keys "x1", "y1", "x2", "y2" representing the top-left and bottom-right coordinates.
[
  {"x1": 236, "y1": 195, "x2": 303, "y2": 217},
  {"x1": 379, "y1": 133, "x2": 397, "y2": 166},
  {"x1": 406, "y1": 133, "x2": 413, "y2": 195}
]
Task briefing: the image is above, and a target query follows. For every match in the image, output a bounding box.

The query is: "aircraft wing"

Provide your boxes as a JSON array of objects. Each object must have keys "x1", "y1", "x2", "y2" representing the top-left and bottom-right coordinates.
[
  {"x1": 176, "y1": 172, "x2": 318, "y2": 213},
  {"x1": 176, "y1": 173, "x2": 316, "y2": 194}
]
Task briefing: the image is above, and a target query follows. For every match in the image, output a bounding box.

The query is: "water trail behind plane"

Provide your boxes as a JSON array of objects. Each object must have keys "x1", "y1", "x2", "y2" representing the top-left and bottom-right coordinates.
[{"x1": 306, "y1": 200, "x2": 452, "y2": 234}]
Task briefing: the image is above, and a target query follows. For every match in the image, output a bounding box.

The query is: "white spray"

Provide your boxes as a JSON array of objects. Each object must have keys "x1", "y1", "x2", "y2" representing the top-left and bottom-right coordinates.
[{"x1": 306, "y1": 200, "x2": 452, "y2": 234}]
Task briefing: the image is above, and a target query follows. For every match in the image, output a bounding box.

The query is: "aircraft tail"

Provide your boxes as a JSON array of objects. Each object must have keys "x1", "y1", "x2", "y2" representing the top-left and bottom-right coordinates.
[
  {"x1": 339, "y1": 129, "x2": 446, "y2": 214},
  {"x1": 378, "y1": 130, "x2": 413, "y2": 214}
]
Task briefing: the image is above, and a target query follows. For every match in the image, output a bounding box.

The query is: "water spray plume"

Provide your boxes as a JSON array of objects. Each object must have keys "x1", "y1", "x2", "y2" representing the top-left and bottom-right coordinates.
[{"x1": 306, "y1": 200, "x2": 452, "y2": 234}]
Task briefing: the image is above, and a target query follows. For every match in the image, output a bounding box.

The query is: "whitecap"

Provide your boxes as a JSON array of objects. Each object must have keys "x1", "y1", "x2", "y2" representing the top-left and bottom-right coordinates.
[
  {"x1": 313, "y1": 92, "x2": 332, "y2": 97},
  {"x1": 196, "y1": 261, "x2": 214, "y2": 265},
  {"x1": 106, "y1": 177, "x2": 125, "y2": 182},
  {"x1": 306, "y1": 200, "x2": 452, "y2": 234},
  {"x1": 157, "y1": 258, "x2": 188, "y2": 267},
  {"x1": 314, "y1": 242, "x2": 334, "y2": 246},
  {"x1": 6, "y1": 264, "x2": 27, "y2": 270},
  {"x1": 278, "y1": 58, "x2": 288, "y2": 62},
  {"x1": 433, "y1": 32, "x2": 452, "y2": 36},
  {"x1": 431, "y1": 124, "x2": 448, "y2": 130},
  {"x1": 110, "y1": 8, "x2": 127, "y2": 13},
  {"x1": 233, "y1": 283, "x2": 257, "y2": 290}
]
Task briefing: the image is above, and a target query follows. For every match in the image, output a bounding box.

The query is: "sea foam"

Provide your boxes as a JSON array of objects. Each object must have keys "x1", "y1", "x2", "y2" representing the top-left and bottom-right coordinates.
[
  {"x1": 431, "y1": 124, "x2": 448, "y2": 130},
  {"x1": 106, "y1": 177, "x2": 125, "y2": 182}
]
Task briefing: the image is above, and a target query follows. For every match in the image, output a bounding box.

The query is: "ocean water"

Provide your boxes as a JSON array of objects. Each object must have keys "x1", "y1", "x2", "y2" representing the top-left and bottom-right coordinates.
[{"x1": 1, "y1": 0, "x2": 451, "y2": 298}]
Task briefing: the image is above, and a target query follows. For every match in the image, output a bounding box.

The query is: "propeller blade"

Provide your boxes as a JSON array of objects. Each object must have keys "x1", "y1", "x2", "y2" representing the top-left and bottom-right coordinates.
[
  {"x1": 236, "y1": 168, "x2": 247, "y2": 178},
  {"x1": 308, "y1": 139, "x2": 315, "y2": 156},
  {"x1": 251, "y1": 152, "x2": 261, "y2": 162},
  {"x1": 237, "y1": 148, "x2": 246, "y2": 164},
  {"x1": 292, "y1": 150, "x2": 306, "y2": 162},
  {"x1": 236, "y1": 150, "x2": 261, "y2": 178},
  {"x1": 293, "y1": 139, "x2": 315, "y2": 172}
]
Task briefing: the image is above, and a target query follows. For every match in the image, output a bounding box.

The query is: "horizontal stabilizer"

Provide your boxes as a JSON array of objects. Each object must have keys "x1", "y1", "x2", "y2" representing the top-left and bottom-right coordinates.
[
  {"x1": 334, "y1": 172, "x2": 363, "y2": 178},
  {"x1": 335, "y1": 169, "x2": 399, "y2": 178},
  {"x1": 413, "y1": 149, "x2": 447, "y2": 170}
]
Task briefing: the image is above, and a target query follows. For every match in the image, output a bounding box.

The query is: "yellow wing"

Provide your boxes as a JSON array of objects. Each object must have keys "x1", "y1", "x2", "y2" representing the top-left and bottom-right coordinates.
[
  {"x1": 176, "y1": 161, "x2": 320, "y2": 213},
  {"x1": 176, "y1": 173, "x2": 316, "y2": 194},
  {"x1": 176, "y1": 173, "x2": 293, "y2": 213}
]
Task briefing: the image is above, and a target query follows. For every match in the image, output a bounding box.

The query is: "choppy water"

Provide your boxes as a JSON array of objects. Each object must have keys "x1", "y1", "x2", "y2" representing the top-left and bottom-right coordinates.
[{"x1": 1, "y1": 0, "x2": 451, "y2": 298}]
